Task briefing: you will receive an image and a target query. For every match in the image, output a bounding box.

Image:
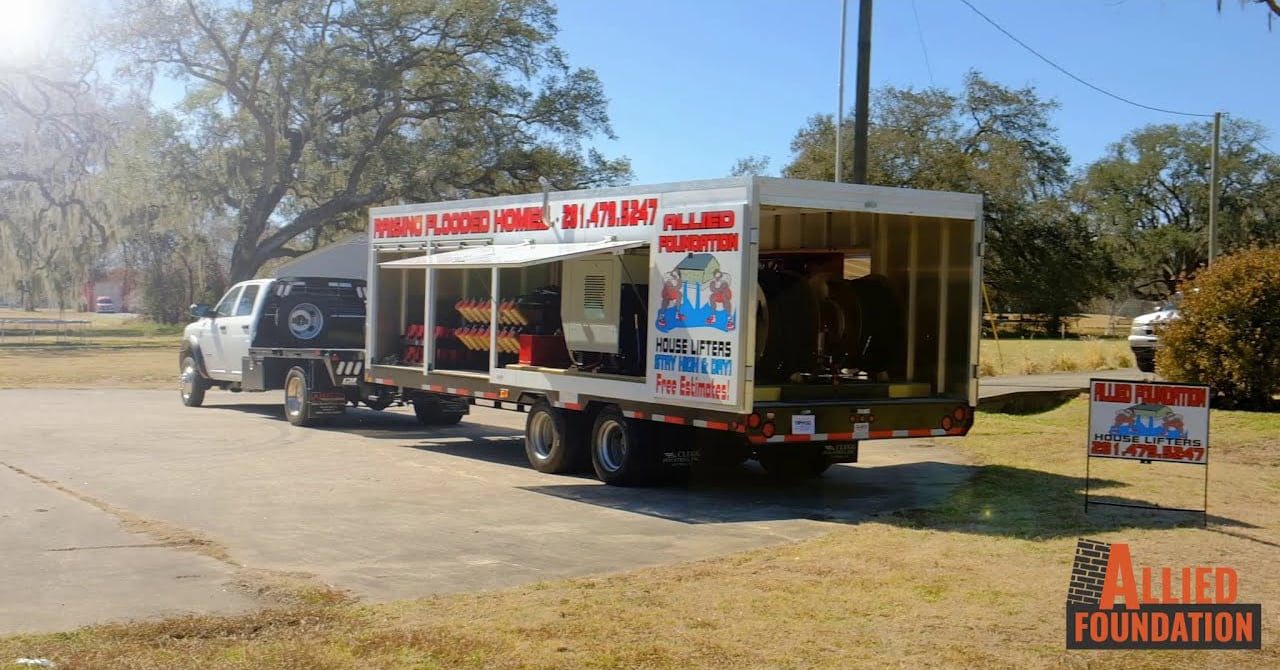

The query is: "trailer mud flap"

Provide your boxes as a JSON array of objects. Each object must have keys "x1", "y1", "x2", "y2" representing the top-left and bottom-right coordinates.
[
  {"x1": 820, "y1": 442, "x2": 859, "y2": 463},
  {"x1": 309, "y1": 391, "x2": 348, "y2": 417}
]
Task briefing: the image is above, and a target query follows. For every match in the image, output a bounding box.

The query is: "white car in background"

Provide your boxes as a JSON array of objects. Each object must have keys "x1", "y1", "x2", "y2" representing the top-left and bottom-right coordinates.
[
  {"x1": 1128, "y1": 294, "x2": 1181, "y2": 373},
  {"x1": 94, "y1": 296, "x2": 117, "y2": 313}
]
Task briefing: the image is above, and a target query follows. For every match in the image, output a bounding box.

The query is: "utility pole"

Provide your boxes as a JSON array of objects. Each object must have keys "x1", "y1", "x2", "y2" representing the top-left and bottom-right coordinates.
[
  {"x1": 851, "y1": 0, "x2": 873, "y2": 184},
  {"x1": 1208, "y1": 111, "x2": 1221, "y2": 267},
  {"x1": 835, "y1": 0, "x2": 848, "y2": 183}
]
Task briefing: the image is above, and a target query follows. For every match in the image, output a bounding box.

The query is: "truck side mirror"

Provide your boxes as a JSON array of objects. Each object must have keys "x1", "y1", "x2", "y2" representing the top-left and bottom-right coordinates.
[{"x1": 190, "y1": 304, "x2": 214, "y2": 319}]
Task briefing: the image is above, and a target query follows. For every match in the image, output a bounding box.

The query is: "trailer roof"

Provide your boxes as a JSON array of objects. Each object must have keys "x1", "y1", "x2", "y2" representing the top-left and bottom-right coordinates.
[
  {"x1": 369, "y1": 177, "x2": 982, "y2": 222},
  {"x1": 378, "y1": 239, "x2": 645, "y2": 269}
]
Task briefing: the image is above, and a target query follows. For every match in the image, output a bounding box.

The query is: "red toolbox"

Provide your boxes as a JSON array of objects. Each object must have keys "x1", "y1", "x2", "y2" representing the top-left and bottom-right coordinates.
[{"x1": 518, "y1": 334, "x2": 571, "y2": 367}]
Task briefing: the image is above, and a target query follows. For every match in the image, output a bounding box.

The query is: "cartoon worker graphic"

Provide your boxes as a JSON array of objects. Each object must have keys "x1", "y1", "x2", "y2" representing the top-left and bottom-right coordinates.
[
  {"x1": 1110, "y1": 407, "x2": 1136, "y2": 435},
  {"x1": 656, "y1": 270, "x2": 684, "y2": 329},
  {"x1": 706, "y1": 270, "x2": 733, "y2": 328}
]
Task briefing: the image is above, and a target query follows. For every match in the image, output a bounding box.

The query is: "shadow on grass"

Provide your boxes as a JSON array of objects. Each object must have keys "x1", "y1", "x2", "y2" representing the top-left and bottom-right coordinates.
[{"x1": 887, "y1": 463, "x2": 1258, "y2": 539}]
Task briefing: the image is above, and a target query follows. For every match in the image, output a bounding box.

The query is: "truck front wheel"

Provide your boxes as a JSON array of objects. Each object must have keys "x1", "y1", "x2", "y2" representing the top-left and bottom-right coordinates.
[
  {"x1": 590, "y1": 406, "x2": 657, "y2": 486},
  {"x1": 524, "y1": 400, "x2": 586, "y2": 474},
  {"x1": 284, "y1": 366, "x2": 315, "y2": 427},
  {"x1": 179, "y1": 354, "x2": 208, "y2": 407}
]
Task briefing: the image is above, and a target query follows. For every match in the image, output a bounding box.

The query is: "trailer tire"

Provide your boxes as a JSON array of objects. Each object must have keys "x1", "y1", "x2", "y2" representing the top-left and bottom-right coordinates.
[
  {"x1": 849, "y1": 274, "x2": 906, "y2": 377},
  {"x1": 758, "y1": 446, "x2": 831, "y2": 479},
  {"x1": 179, "y1": 353, "x2": 208, "y2": 407},
  {"x1": 590, "y1": 406, "x2": 658, "y2": 486},
  {"x1": 413, "y1": 396, "x2": 465, "y2": 426},
  {"x1": 524, "y1": 401, "x2": 586, "y2": 474},
  {"x1": 756, "y1": 269, "x2": 820, "y2": 383},
  {"x1": 283, "y1": 366, "x2": 316, "y2": 427}
]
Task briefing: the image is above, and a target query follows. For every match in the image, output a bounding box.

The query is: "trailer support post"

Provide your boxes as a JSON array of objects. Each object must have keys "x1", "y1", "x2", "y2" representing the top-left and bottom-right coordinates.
[
  {"x1": 935, "y1": 222, "x2": 950, "y2": 394},
  {"x1": 489, "y1": 266, "x2": 500, "y2": 374}
]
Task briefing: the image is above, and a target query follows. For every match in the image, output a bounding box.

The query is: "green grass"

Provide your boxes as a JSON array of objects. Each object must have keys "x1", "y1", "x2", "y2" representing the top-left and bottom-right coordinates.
[{"x1": 0, "y1": 308, "x2": 180, "y2": 359}]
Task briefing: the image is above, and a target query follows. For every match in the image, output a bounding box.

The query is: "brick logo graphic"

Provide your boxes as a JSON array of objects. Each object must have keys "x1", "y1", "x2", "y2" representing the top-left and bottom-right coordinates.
[
  {"x1": 1066, "y1": 538, "x2": 1262, "y2": 649},
  {"x1": 1067, "y1": 539, "x2": 1112, "y2": 606}
]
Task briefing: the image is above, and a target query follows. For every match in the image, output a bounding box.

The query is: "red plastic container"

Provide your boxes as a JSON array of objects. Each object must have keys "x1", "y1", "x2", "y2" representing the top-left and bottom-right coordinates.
[{"x1": 518, "y1": 334, "x2": 571, "y2": 367}]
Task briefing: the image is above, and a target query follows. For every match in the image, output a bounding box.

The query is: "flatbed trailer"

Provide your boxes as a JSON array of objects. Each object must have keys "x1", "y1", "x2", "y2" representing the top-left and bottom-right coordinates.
[{"x1": 365, "y1": 177, "x2": 983, "y2": 484}]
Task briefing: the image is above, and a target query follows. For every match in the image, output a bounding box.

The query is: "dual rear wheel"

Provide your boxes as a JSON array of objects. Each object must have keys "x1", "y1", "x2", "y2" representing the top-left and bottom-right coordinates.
[{"x1": 524, "y1": 402, "x2": 662, "y2": 485}]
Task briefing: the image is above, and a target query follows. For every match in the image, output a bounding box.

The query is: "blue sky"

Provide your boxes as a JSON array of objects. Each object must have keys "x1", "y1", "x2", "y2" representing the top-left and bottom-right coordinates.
[{"x1": 553, "y1": 0, "x2": 1279, "y2": 183}]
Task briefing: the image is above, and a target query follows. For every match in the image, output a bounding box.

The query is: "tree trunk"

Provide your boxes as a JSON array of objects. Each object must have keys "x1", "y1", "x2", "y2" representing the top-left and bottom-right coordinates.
[{"x1": 228, "y1": 225, "x2": 264, "y2": 283}]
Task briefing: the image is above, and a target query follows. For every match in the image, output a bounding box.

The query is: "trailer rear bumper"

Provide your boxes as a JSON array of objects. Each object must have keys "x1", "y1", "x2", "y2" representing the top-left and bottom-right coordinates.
[{"x1": 743, "y1": 398, "x2": 974, "y2": 444}]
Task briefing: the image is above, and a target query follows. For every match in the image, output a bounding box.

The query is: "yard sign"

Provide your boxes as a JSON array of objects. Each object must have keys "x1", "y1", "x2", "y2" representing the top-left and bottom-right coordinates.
[{"x1": 1085, "y1": 379, "x2": 1212, "y2": 519}]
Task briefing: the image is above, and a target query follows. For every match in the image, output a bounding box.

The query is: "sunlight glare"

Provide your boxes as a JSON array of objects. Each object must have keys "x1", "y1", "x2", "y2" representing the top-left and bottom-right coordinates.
[{"x1": 0, "y1": 1, "x2": 58, "y2": 62}]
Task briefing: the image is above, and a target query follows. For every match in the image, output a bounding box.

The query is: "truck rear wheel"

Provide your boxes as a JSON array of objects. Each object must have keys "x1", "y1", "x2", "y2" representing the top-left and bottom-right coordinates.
[
  {"x1": 524, "y1": 400, "x2": 586, "y2": 474},
  {"x1": 179, "y1": 354, "x2": 208, "y2": 407},
  {"x1": 284, "y1": 366, "x2": 316, "y2": 427},
  {"x1": 590, "y1": 406, "x2": 658, "y2": 486}
]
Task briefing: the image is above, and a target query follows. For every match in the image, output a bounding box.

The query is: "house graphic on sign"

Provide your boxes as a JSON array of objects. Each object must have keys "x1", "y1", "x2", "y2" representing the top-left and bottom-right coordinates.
[
  {"x1": 655, "y1": 252, "x2": 735, "y2": 333},
  {"x1": 1110, "y1": 402, "x2": 1186, "y2": 439}
]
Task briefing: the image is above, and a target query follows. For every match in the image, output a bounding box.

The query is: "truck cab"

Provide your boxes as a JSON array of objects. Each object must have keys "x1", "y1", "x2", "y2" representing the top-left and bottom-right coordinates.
[
  {"x1": 184, "y1": 279, "x2": 272, "y2": 382},
  {"x1": 178, "y1": 276, "x2": 465, "y2": 426}
]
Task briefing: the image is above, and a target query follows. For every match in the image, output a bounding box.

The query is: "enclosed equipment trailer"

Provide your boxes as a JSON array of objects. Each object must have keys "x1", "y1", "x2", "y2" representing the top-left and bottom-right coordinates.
[{"x1": 365, "y1": 177, "x2": 982, "y2": 484}]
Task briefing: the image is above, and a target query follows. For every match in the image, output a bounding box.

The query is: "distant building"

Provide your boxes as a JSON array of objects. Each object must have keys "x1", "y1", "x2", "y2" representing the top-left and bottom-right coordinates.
[
  {"x1": 82, "y1": 268, "x2": 139, "y2": 313},
  {"x1": 272, "y1": 234, "x2": 367, "y2": 280}
]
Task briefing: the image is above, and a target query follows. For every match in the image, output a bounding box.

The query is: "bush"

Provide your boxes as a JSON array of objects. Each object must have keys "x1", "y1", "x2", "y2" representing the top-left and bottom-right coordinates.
[
  {"x1": 1083, "y1": 343, "x2": 1110, "y2": 371},
  {"x1": 1157, "y1": 248, "x2": 1280, "y2": 409},
  {"x1": 1048, "y1": 352, "x2": 1079, "y2": 372}
]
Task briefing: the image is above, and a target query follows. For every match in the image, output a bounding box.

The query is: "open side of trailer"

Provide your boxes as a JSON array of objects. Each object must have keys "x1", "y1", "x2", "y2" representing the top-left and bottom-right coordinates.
[{"x1": 364, "y1": 176, "x2": 982, "y2": 484}]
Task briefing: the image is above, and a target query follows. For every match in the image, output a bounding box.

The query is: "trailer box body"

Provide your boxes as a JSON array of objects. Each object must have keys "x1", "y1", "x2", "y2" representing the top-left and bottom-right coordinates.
[{"x1": 366, "y1": 177, "x2": 981, "y2": 447}]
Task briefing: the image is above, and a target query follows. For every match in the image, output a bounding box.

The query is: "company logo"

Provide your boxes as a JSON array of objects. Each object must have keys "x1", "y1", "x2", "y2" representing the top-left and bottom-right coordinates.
[{"x1": 1066, "y1": 539, "x2": 1261, "y2": 649}]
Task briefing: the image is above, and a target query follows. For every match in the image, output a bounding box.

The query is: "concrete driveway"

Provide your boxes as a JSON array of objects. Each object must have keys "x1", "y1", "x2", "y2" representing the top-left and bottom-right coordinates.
[{"x1": 0, "y1": 389, "x2": 970, "y2": 634}]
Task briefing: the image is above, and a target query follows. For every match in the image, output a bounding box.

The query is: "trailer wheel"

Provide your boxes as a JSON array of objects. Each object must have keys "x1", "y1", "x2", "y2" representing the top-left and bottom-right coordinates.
[
  {"x1": 590, "y1": 406, "x2": 657, "y2": 486},
  {"x1": 758, "y1": 446, "x2": 831, "y2": 479},
  {"x1": 413, "y1": 396, "x2": 465, "y2": 426},
  {"x1": 283, "y1": 366, "x2": 315, "y2": 427},
  {"x1": 179, "y1": 354, "x2": 208, "y2": 407},
  {"x1": 524, "y1": 401, "x2": 586, "y2": 474}
]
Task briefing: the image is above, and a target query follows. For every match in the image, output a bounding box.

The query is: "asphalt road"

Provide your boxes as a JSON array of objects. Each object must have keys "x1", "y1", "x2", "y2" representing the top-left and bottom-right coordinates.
[{"x1": 0, "y1": 389, "x2": 970, "y2": 634}]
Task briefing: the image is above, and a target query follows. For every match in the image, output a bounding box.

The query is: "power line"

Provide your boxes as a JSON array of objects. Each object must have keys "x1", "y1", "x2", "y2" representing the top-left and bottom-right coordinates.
[
  {"x1": 1256, "y1": 140, "x2": 1279, "y2": 156},
  {"x1": 911, "y1": 0, "x2": 935, "y2": 86},
  {"x1": 956, "y1": 0, "x2": 1215, "y2": 118}
]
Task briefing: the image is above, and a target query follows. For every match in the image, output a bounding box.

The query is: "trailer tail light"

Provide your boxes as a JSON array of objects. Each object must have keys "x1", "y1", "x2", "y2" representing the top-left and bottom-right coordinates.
[
  {"x1": 747, "y1": 412, "x2": 762, "y2": 429},
  {"x1": 761, "y1": 422, "x2": 776, "y2": 439}
]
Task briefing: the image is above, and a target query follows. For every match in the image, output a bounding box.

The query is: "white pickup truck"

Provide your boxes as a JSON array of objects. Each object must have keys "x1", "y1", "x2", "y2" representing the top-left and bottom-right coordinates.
[
  {"x1": 1128, "y1": 294, "x2": 1181, "y2": 373},
  {"x1": 178, "y1": 276, "x2": 467, "y2": 426}
]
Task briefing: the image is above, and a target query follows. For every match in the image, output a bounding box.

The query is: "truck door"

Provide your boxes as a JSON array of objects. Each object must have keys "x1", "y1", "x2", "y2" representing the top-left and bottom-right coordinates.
[
  {"x1": 218, "y1": 283, "x2": 263, "y2": 378},
  {"x1": 200, "y1": 285, "x2": 243, "y2": 378}
]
